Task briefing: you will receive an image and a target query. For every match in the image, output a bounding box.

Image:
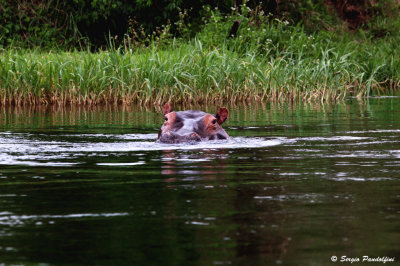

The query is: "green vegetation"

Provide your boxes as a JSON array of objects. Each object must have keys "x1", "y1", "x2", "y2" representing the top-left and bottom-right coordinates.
[
  {"x1": 1, "y1": 2, "x2": 400, "y2": 106},
  {"x1": 0, "y1": 0, "x2": 235, "y2": 49}
]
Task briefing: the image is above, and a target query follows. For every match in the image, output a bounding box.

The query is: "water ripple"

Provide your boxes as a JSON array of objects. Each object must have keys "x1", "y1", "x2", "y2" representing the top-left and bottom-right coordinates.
[
  {"x1": 0, "y1": 133, "x2": 285, "y2": 166},
  {"x1": 0, "y1": 212, "x2": 130, "y2": 227}
]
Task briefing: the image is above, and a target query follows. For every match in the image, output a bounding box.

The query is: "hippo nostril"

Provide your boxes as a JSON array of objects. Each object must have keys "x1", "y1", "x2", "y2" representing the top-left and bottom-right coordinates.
[
  {"x1": 217, "y1": 133, "x2": 227, "y2": 140},
  {"x1": 189, "y1": 133, "x2": 201, "y2": 141}
]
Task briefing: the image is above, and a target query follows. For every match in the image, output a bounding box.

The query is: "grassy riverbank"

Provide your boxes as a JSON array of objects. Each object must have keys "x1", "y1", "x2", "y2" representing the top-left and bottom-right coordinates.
[{"x1": 1, "y1": 8, "x2": 400, "y2": 106}]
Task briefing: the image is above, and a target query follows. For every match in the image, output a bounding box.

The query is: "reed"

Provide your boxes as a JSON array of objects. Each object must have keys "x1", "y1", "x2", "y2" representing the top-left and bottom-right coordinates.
[{"x1": 1, "y1": 8, "x2": 399, "y2": 106}]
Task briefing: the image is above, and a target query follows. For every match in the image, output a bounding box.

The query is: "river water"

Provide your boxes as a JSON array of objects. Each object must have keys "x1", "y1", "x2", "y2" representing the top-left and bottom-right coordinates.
[{"x1": 0, "y1": 98, "x2": 399, "y2": 265}]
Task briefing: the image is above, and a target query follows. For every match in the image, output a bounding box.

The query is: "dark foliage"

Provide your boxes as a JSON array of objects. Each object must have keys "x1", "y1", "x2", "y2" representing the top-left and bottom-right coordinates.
[
  {"x1": 327, "y1": 0, "x2": 374, "y2": 29},
  {"x1": 0, "y1": 0, "x2": 398, "y2": 49}
]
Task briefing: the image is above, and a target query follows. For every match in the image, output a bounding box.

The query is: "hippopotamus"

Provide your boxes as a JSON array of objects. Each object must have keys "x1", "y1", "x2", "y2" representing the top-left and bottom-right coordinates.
[{"x1": 158, "y1": 103, "x2": 229, "y2": 143}]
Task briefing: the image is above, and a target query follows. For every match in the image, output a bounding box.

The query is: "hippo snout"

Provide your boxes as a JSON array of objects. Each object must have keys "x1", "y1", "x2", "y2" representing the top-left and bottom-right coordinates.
[
  {"x1": 159, "y1": 131, "x2": 201, "y2": 144},
  {"x1": 157, "y1": 103, "x2": 229, "y2": 144}
]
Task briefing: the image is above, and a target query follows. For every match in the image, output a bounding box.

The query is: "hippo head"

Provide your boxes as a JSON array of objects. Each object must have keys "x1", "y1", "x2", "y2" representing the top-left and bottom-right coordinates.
[{"x1": 158, "y1": 103, "x2": 229, "y2": 143}]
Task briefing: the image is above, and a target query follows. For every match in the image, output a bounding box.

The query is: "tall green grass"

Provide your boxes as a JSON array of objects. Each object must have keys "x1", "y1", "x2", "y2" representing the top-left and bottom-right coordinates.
[{"x1": 1, "y1": 6, "x2": 400, "y2": 106}]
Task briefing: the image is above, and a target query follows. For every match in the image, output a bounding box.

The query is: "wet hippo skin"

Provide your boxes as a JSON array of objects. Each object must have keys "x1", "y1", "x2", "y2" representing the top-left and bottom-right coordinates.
[{"x1": 158, "y1": 103, "x2": 229, "y2": 143}]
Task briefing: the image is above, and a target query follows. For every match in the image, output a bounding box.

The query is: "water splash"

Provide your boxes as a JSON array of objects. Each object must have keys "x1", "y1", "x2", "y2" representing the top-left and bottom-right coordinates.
[{"x1": 0, "y1": 132, "x2": 284, "y2": 166}]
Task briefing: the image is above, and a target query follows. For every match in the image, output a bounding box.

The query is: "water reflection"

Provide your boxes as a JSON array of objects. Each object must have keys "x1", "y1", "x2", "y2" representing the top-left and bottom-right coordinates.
[
  {"x1": 160, "y1": 147, "x2": 292, "y2": 263},
  {"x1": 0, "y1": 98, "x2": 399, "y2": 264},
  {"x1": 161, "y1": 149, "x2": 228, "y2": 181},
  {"x1": 229, "y1": 185, "x2": 290, "y2": 263}
]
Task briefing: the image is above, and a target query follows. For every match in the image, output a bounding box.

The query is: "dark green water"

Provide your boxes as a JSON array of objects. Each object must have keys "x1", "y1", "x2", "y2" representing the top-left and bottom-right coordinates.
[{"x1": 0, "y1": 98, "x2": 399, "y2": 265}]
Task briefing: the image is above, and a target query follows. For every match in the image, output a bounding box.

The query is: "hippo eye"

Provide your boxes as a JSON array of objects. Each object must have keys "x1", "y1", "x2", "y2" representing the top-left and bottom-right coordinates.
[
  {"x1": 164, "y1": 117, "x2": 168, "y2": 121},
  {"x1": 212, "y1": 119, "x2": 217, "y2": 124}
]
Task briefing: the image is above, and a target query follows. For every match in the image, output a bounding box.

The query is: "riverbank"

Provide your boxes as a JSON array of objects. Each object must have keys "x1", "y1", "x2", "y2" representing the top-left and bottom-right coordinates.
[{"x1": 1, "y1": 9, "x2": 399, "y2": 106}]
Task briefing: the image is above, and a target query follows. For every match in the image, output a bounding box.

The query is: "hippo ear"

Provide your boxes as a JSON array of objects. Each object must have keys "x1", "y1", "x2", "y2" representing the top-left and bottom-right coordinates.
[
  {"x1": 163, "y1": 103, "x2": 173, "y2": 115},
  {"x1": 216, "y1": 107, "x2": 228, "y2": 125}
]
